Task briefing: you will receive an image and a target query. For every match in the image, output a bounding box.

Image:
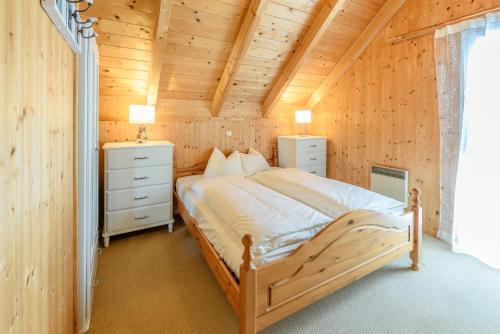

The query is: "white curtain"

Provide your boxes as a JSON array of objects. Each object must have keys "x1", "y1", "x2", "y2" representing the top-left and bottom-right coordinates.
[{"x1": 435, "y1": 13, "x2": 500, "y2": 269}]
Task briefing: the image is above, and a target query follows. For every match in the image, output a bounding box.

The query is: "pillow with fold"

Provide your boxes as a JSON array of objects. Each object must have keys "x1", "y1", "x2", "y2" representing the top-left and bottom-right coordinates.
[
  {"x1": 240, "y1": 147, "x2": 270, "y2": 176},
  {"x1": 203, "y1": 148, "x2": 246, "y2": 178}
]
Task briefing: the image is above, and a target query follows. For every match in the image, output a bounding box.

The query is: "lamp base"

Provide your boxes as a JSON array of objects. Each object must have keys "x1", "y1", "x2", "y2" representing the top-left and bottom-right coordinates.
[{"x1": 136, "y1": 125, "x2": 148, "y2": 143}]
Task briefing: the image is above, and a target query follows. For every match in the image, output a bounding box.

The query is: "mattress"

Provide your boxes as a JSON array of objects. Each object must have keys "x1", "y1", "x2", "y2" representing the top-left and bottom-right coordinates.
[{"x1": 175, "y1": 176, "x2": 312, "y2": 276}]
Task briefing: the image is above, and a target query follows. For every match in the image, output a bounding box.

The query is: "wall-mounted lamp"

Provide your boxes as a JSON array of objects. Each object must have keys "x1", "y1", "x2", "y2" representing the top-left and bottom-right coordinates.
[{"x1": 129, "y1": 105, "x2": 156, "y2": 143}]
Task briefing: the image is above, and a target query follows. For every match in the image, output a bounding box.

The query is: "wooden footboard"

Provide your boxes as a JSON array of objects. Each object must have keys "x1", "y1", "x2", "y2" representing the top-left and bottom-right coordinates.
[
  {"x1": 240, "y1": 188, "x2": 422, "y2": 333},
  {"x1": 175, "y1": 187, "x2": 422, "y2": 334}
]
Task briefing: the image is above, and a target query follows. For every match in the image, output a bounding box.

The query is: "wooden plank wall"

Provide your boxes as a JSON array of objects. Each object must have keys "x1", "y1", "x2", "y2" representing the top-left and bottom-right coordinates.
[
  {"x1": 98, "y1": 115, "x2": 300, "y2": 173},
  {"x1": 1, "y1": 1, "x2": 74, "y2": 333},
  {"x1": 87, "y1": 0, "x2": 157, "y2": 120},
  {"x1": 310, "y1": 0, "x2": 500, "y2": 235}
]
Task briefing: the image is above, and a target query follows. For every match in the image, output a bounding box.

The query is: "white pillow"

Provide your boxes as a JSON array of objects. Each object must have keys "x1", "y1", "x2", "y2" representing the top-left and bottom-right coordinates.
[
  {"x1": 225, "y1": 151, "x2": 246, "y2": 176},
  {"x1": 240, "y1": 147, "x2": 270, "y2": 176},
  {"x1": 203, "y1": 148, "x2": 246, "y2": 178},
  {"x1": 203, "y1": 147, "x2": 226, "y2": 178}
]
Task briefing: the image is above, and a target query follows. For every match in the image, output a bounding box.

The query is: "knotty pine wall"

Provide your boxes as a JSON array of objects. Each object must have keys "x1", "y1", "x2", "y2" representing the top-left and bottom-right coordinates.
[
  {"x1": 311, "y1": 0, "x2": 500, "y2": 235},
  {"x1": 99, "y1": 115, "x2": 301, "y2": 173},
  {"x1": 1, "y1": 1, "x2": 74, "y2": 333}
]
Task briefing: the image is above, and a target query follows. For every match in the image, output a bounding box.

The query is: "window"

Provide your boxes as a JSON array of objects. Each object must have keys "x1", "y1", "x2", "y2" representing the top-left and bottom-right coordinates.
[{"x1": 453, "y1": 27, "x2": 500, "y2": 269}]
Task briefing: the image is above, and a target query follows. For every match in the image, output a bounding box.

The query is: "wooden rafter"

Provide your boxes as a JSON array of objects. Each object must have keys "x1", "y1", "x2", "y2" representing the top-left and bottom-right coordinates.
[
  {"x1": 147, "y1": 0, "x2": 173, "y2": 105},
  {"x1": 306, "y1": 0, "x2": 407, "y2": 109},
  {"x1": 262, "y1": 0, "x2": 349, "y2": 117},
  {"x1": 211, "y1": 0, "x2": 268, "y2": 117}
]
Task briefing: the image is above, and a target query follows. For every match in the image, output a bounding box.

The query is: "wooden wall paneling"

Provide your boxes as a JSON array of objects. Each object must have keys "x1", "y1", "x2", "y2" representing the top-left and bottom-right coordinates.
[
  {"x1": 93, "y1": 0, "x2": 403, "y2": 120},
  {"x1": 99, "y1": 56, "x2": 150, "y2": 71},
  {"x1": 169, "y1": 18, "x2": 240, "y2": 41},
  {"x1": 307, "y1": 0, "x2": 408, "y2": 108},
  {"x1": 172, "y1": 4, "x2": 242, "y2": 31},
  {"x1": 173, "y1": 0, "x2": 248, "y2": 18},
  {"x1": 310, "y1": 0, "x2": 500, "y2": 235},
  {"x1": 103, "y1": 0, "x2": 157, "y2": 13},
  {"x1": 226, "y1": 0, "x2": 324, "y2": 111},
  {"x1": 152, "y1": 0, "x2": 252, "y2": 119},
  {"x1": 166, "y1": 31, "x2": 235, "y2": 51},
  {"x1": 211, "y1": 0, "x2": 268, "y2": 117},
  {"x1": 1, "y1": 0, "x2": 74, "y2": 333},
  {"x1": 98, "y1": 114, "x2": 298, "y2": 168},
  {"x1": 87, "y1": 3, "x2": 156, "y2": 26},
  {"x1": 98, "y1": 45, "x2": 152, "y2": 62},
  {"x1": 263, "y1": 0, "x2": 350, "y2": 116},
  {"x1": 147, "y1": 0, "x2": 173, "y2": 105},
  {"x1": 87, "y1": 0, "x2": 157, "y2": 120},
  {"x1": 94, "y1": 19, "x2": 153, "y2": 39},
  {"x1": 274, "y1": 0, "x2": 389, "y2": 112},
  {"x1": 100, "y1": 95, "x2": 147, "y2": 121}
]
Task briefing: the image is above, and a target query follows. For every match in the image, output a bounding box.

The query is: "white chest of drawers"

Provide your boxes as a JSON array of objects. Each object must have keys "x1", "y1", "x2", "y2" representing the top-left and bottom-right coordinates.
[
  {"x1": 102, "y1": 141, "x2": 174, "y2": 247},
  {"x1": 277, "y1": 135, "x2": 327, "y2": 177}
]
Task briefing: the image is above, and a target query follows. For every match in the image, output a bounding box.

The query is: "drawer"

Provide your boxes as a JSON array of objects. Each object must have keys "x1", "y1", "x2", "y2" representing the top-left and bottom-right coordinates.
[
  {"x1": 106, "y1": 146, "x2": 172, "y2": 170},
  {"x1": 106, "y1": 203, "x2": 172, "y2": 233},
  {"x1": 297, "y1": 151, "x2": 326, "y2": 168},
  {"x1": 302, "y1": 163, "x2": 326, "y2": 177},
  {"x1": 106, "y1": 165, "x2": 172, "y2": 191},
  {"x1": 106, "y1": 184, "x2": 172, "y2": 211},
  {"x1": 297, "y1": 138, "x2": 326, "y2": 153}
]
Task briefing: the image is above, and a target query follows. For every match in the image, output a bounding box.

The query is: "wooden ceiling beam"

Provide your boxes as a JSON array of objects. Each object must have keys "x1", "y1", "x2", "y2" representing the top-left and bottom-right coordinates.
[
  {"x1": 306, "y1": 0, "x2": 407, "y2": 109},
  {"x1": 147, "y1": 0, "x2": 173, "y2": 106},
  {"x1": 211, "y1": 0, "x2": 268, "y2": 117},
  {"x1": 262, "y1": 0, "x2": 349, "y2": 117}
]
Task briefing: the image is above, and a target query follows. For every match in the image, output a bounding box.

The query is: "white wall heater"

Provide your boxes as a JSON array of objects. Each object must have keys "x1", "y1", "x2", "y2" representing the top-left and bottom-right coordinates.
[{"x1": 370, "y1": 165, "x2": 409, "y2": 205}]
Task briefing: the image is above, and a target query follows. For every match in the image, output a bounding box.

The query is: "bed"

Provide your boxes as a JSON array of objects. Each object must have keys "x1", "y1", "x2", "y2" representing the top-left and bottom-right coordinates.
[{"x1": 174, "y1": 157, "x2": 422, "y2": 334}]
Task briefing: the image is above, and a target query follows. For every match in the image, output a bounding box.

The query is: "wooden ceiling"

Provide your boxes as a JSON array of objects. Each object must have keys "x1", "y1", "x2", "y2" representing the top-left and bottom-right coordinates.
[{"x1": 88, "y1": 0, "x2": 406, "y2": 120}]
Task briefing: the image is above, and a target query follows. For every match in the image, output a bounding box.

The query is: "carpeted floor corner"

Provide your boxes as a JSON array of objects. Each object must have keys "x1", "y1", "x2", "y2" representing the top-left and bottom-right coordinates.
[{"x1": 89, "y1": 216, "x2": 500, "y2": 334}]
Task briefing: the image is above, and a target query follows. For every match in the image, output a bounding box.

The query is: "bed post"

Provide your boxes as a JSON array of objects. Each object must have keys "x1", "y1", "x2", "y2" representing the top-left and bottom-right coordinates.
[
  {"x1": 239, "y1": 234, "x2": 257, "y2": 334},
  {"x1": 409, "y1": 188, "x2": 422, "y2": 271},
  {"x1": 273, "y1": 147, "x2": 278, "y2": 167}
]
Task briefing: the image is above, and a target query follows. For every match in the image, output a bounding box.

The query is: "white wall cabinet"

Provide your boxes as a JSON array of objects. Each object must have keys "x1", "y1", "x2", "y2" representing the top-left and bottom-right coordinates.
[{"x1": 76, "y1": 37, "x2": 99, "y2": 333}]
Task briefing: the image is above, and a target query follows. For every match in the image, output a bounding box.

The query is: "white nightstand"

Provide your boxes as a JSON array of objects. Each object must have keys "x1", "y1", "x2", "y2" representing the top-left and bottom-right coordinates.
[
  {"x1": 102, "y1": 141, "x2": 174, "y2": 247},
  {"x1": 278, "y1": 135, "x2": 327, "y2": 177}
]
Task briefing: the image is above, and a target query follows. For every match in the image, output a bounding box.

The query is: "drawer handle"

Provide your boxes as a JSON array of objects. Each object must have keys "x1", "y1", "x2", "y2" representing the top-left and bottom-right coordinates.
[
  {"x1": 311, "y1": 171, "x2": 317, "y2": 174},
  {"x1": 134, "y1": 156, "x2": 148, "y2": 160},
  {"x1": 134, "y1": 195, "x2": 149, "y2": 200},
  {"x1": 135, "y1": 215, "x2": 149, "y2": 220},
  {"x1": 310, "y1": 158, "x2": 317, "y2": 161},
  {"x1": 310, "y1": 145, "x2": 317, "y2": 148},
  {"x1": 134, "y1": 176, "x2": 148, "y2": 181}
]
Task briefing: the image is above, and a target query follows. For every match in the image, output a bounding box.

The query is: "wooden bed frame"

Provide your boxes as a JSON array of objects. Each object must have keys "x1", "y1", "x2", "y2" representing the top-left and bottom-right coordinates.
[{"x1": 174, "y1": 158, "x2": 422, "y2": 334}]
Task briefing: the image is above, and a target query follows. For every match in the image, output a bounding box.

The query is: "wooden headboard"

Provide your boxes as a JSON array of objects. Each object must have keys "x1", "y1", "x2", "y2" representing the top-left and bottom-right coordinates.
[{"x1": 175, "y1": 147, "x2": 278, "y2": 181}]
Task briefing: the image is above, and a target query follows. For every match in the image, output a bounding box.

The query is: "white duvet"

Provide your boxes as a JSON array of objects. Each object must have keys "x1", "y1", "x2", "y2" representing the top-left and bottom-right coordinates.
[
  {"x1": 190, "y1": 176, "x2": 332, "y2": 257},
  {"x1": 250, "y1": 168, "x2": 407, "y2": 219}
]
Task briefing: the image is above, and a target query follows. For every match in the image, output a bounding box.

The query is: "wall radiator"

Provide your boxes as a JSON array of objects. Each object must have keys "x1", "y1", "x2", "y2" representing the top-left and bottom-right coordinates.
[{"x1": 370, "y1": 165, "x2": 409, "y2": 205}]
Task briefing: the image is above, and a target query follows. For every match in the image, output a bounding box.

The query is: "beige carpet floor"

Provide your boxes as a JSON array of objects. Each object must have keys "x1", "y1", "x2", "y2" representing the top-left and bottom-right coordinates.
[{"x1": 89, "y1": 216, "x2": 500, "y2": 334}]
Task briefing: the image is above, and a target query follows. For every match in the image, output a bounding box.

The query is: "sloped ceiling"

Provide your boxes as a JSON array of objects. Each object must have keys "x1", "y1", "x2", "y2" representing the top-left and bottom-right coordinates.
[{"x1": 88, "y1": 0, "x2": 402, "y2": 120}]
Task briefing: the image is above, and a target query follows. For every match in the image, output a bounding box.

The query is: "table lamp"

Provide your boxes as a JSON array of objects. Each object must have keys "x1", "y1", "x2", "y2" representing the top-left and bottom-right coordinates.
[
  {"x1": 295, "y1": 109, "x2": 311, "y2": 136},
  {"x1": 129, "y1": 104, "x2": 155, "y2": 143}
]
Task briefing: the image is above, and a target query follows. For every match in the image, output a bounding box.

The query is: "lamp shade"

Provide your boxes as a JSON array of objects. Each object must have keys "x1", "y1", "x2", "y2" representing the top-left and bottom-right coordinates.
[
  {"x1": 295, "y1": 109, "x2": 312, "y2": 124},
  {"x1": 129, "y1": 105, "x2": 155, "y2": 124}
]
